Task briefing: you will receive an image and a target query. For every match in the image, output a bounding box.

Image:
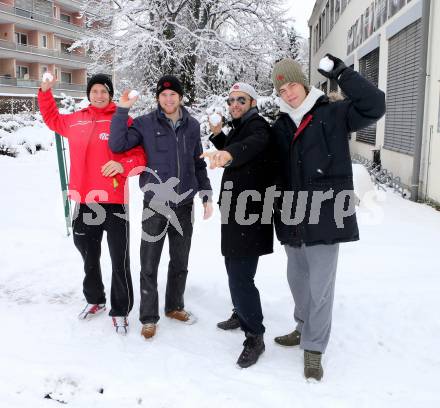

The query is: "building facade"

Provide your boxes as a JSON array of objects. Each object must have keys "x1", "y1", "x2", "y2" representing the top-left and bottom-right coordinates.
[
  {"x1": 0, "y1": 0, "x2": 91, "y2": 112},
  {"x1": 308, "y1": 0, "x2": 440, "y2": 203}
]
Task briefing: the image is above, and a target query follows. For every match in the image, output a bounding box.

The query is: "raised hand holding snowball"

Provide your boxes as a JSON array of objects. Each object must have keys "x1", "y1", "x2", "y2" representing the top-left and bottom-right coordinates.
[
  {"x1": 118, "y1": 89, "x2": 139, "y2": 109},
  {"x1": 318, "y1": 54, "x2": 347, "y2": 80},
  {"x1": 40, "y1": 72, "x2": 57, "y2": 92},
  {"x1": 208, "y1": 113, "x2": 223, "y2": 136}
]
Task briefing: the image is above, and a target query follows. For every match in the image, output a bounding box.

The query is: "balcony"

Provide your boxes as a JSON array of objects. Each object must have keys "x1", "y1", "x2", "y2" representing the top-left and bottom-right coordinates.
[
  {"x1": 0, "y1": 75, "x2": 86, "y2": 91},
  {"x1": 0, "y1": 2, "x2": 86, "y2": 33},
  {"x1": 0, "y1": 39, "x2": 90, "y2": 63}
]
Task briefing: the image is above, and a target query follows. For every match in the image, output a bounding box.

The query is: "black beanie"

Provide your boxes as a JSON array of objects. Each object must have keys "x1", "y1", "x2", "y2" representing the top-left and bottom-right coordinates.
[
  {"x1": 87, "y1": 74, "x2": 114, "y2": 101},
  {"x1": 156, "y1": 75, "x2": 184, "y2": 98}
]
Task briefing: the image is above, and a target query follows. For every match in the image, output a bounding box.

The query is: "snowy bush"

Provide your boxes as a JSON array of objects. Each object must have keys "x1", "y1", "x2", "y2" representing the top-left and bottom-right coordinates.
[
  {"x1": 0, "y1": 123, "x2": 53, "y2": 157},
  {"x1": 0, "y1": 112, "x2": 43, "y2": 133}
]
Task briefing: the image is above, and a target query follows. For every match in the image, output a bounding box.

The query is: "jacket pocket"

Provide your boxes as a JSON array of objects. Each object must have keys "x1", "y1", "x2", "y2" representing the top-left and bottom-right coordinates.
[{"x1": 154, "y1": 130, "x2": 168, "y2": 152}]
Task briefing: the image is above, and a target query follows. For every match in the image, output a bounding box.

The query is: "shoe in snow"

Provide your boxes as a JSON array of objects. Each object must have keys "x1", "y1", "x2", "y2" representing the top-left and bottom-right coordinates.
[
  {"x1": 237, "y1": 333, "x2": 265, "y2": 368},
  {"x1": 112, "y1": 317, "x2": 128, "y2": 335},
  {"x1": 165, "y1": 309, "x2": 197, "y2": 325},
  {"x1": 78, "y1": 303, "x2": 106, "y2": 320},
  {"x1": 141, "y1": 323, "x2": 156, "y2": 339},
  {"x1": 304, "y1": 350, "x2": 324, "y2": 381},
  {"x1": 217, "y1": 311, "x2": 240, "y2": 330},
  {"x1": 274, "y1": 329, "x2": 301, "y2": 346}
]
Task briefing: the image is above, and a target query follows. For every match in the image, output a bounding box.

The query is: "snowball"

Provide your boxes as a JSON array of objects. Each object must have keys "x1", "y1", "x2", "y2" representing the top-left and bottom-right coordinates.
[
  {"x1": 128, "y1": 90, "x2": 139, "y2": 99},
  {"x1": 319, "y1": 56, "x2": 334, "y2": 72},
  {"x1": 209, "y1": 113, "x2": 222, "y2": 126},
  {"x1": 42, "y1": 72, "x2": 53, "y2": 82}
]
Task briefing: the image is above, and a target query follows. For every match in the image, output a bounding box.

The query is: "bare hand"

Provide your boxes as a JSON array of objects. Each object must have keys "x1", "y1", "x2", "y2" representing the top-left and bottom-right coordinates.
[
  {"x1": 101, "y1": 160, "x2": 124, "y2": 177},
  {"x1": 200, "y1": 150, "x2": 233, "y2": 169},
  {"x1": 209, "y1": 118, "x2": 223, "y2": 136},
  {"x1": 40, "y1": 74, "x2": 57, "y2": 92},
  {"x1": 203, "y1": 201, "x2": 213, "y2": 220},
  {"x1": 118, "y1": 90, "x2": 139, "y2": 109}
]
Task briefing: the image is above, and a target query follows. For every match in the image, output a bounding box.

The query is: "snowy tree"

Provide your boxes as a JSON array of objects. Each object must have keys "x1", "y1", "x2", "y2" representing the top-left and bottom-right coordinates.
[{"x1": 77, "y1": 0, "x2": 294, "y2": 101}]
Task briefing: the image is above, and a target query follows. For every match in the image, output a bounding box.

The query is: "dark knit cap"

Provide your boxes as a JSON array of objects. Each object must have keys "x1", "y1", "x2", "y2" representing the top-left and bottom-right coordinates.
[
  {"x1": 272, "y1": 58, "x2": 309, "y2": 94},
  {"x1": 87, "y1": 74, "x2": 114, "y2": 101},
  {"x1": 156, "y1": 75, "x2": 184, "y2": 97}
]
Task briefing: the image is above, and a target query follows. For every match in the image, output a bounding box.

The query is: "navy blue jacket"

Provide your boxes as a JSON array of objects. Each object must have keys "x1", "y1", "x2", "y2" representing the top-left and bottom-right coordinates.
[{"x1": 109, "y1": 105, "x2": 212, "y2": 207}]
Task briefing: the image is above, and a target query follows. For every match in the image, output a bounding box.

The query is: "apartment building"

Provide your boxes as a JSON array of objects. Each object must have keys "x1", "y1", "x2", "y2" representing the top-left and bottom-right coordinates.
[
  {"x1": 0, "y1": 0, "x2": 91, "y2": 112},
  {"x1": 308, "y1": 0, "x2": 439, "y2": 203}
]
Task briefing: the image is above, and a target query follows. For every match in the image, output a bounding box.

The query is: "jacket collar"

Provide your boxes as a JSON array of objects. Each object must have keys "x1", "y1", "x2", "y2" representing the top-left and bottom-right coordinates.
[
  {"x1": 231, "y1": 107, "x2": 259, "y2": 129},
  {"x1": 279, "y1": 87, "x2": 325, "y2": 127},
  {"x1": 82, "y1": 101, "x2": 117, "y2": 115}
]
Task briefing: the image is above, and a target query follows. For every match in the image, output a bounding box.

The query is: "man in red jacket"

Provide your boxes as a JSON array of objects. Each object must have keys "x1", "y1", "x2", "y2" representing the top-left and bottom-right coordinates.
[{"x1": 38, "y1": 74, "x2": 146, "y2": 335}]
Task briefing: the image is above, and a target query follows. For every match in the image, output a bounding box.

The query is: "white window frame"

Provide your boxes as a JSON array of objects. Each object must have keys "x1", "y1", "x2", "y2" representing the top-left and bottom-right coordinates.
[
  {"x1": 15, "y1": 32, "x2": 28, "y2": 45},
  {"x1": 16, "y1": 65, "x2": 29, "y2": 79},
  {"x1": 60, "y1": 71, "x2": 72, "y2": 84},
  {"x1": 60, "y1": 13, "x2": 71, "y2": 23}
]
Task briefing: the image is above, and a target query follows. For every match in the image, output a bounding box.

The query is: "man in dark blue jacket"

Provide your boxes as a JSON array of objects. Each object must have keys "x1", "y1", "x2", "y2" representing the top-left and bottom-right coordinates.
[{"x1": 109, "y1": 75, "x2": 213, "y2": 339}]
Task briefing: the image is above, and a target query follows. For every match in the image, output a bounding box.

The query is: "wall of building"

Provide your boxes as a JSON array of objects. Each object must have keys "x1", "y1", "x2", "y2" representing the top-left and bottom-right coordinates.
[
  {"x1": 0, "y1": 23, "x2": 15, "y2": 42},
  {"x1": 0, "y1": 58, "x2": 16, "y2": 77},
  {"x1": 421, "y1": 0, "x2": 440, "y2": 202},
  {"x1": 309, "y1": 0, "x2": 439, "y2": 202}
]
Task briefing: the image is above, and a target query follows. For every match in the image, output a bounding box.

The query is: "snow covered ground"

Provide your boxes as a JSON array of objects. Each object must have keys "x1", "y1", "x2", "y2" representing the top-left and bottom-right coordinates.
[{"x1": 1, "y1": 137, "x2": 440, "y2": 407}]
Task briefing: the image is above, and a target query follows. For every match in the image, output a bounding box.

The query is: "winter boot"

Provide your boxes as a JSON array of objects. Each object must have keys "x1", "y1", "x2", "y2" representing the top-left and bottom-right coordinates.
[
  {"x1": 304, "y1": 350, "x2": 324, "y2": 381},
  {"x1": 165, "y1": 309, "x2": 197, "y2": 325},
  {"x1": 237, "y1": 333, "x2": 265, "y2": 368},
  {"x1": 112, "y1": 317, "x2": 128, "y2": 335},
  {"x1": 274, "y1": 329, "x2": 301, "y2": 346},
  {"x1": 141, "y1": 323, "x2": 157, "y2": 339},
  {"x1": 78, "y1": 303, "x2": 106, "y2": 320},
  {"x1": 217, "y1": 311, "x2": 241, "y2": 330}
]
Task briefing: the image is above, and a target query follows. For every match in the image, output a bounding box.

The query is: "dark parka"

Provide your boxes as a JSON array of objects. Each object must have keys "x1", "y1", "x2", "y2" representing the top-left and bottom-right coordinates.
[
  {"x1": 209, "y1": 108, "x2": 275, "y2": 257},
  {"x1": 272, "y1": 67, "x2": 386, "y2": 247}
]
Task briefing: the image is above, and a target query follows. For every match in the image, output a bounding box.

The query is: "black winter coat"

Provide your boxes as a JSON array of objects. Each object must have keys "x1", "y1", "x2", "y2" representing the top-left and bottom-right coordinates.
[
  {"x1": 272, "y1": 67, "x2": 386, "y2": 247},
  {"x1": 209, "y1": 108, "x2": 274, "y2": 257}
]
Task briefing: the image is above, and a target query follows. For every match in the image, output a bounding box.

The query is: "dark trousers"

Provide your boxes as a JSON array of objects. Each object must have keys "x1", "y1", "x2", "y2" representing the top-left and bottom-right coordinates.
[
  {"x1": 72, "y1": 203, "x2": 133, "y2": 317},
  {"x1": 225, "y1": 256, "x2": 265, "y2": 335},
  {"x1": 139, "y1": 201, "x2": 194, "y2": 324}
]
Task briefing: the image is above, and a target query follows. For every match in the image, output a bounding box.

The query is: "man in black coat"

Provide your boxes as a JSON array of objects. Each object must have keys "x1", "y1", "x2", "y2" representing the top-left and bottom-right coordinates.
[
  {"x1": 202, "y1": 82, "x2": 274, "y2": 368},
  {"x1": 271, "y1": 55, "x2": 385, "y2": 380}
]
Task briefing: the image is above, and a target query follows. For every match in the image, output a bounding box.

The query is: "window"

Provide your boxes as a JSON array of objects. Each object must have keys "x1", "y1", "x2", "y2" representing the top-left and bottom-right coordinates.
[
  {"x1": 15, "y1": 32, "x2": 28, "y2": 45},
  {"x1": 53, "y1": 7, "x2": 57, "y2": 18},
  {"x1": 384, "y1": 19, "x2": 422, "y2": 155},
  {"x1": 60, "y1": 13, "x2": 71, "y2": 23},
  {"x1": 61, "y1": 72, "x2": 72, "y2": 84},
  {"x1": 61, "y1": 42, "x2": 71, "y2": 54},
  {"x1": 388, "y1": 0, "x2": 406, "y2": 18},
  {"x1": 335, "y1": 0, "x2": 341, "y2": 22},
  {"x1": 357, "y1": 48, "x2": 380, "y2": 145},
  {"x1": 374, "y1": 0, "x2": 387, "y2": 30},
  {"x1": 42, "y1": 35, "x2": 47, "y2": 48},
  {"x1": 16, "y1": 66, "x2": 29, "y2": 79}
]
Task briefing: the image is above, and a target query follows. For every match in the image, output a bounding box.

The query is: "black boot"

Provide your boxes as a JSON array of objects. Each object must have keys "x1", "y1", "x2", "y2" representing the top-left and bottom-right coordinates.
[
  {"x1": 304, "y1": 350, "x2": 324, "y2": 381},
  {"x1": 217, "y1": 310, "x2": 240, "y2": 330},
  {"x1": 237, "y1": 333, "x2": 265, "y2": 368}
]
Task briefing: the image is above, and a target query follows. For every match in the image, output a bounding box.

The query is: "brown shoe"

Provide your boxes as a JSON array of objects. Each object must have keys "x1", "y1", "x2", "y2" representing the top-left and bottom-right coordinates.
[
  {"x1": 165, "y1": 309, "x2": 197, "y2": 325},
  {"x1": 141, "y1": 323, "x2": 156, "y2": 339}
]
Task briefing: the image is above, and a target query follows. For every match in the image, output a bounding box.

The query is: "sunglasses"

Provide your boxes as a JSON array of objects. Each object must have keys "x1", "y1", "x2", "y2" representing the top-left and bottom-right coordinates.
[{"x1": 226, "y1": 96, "x2": 250, "y2": 106}]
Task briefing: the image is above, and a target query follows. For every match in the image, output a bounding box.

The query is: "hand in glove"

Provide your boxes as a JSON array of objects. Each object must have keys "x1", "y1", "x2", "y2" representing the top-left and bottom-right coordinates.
[{"x1": 318, "y1": 54, "x2": 347, "y2": 80}]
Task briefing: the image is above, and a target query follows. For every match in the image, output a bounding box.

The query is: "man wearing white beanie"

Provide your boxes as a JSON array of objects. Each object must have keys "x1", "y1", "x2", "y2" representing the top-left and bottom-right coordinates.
[{"x1": 202, "y1": 82, "x2": 275, "y2": 368}]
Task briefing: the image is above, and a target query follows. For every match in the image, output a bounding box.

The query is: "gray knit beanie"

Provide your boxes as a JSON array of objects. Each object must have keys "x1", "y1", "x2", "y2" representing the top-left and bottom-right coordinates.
[{"x1": 272, "y1": 58, "x2": 309, "y2": 94}]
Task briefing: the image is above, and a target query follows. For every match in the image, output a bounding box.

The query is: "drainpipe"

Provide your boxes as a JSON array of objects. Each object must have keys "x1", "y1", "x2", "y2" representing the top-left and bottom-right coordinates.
[
  {"x1": 411, "y1": 0, "x2": 431, "y2": 201},
  {"x1": 308, "y1": 24, "x2": 312, "y2": 86}
]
